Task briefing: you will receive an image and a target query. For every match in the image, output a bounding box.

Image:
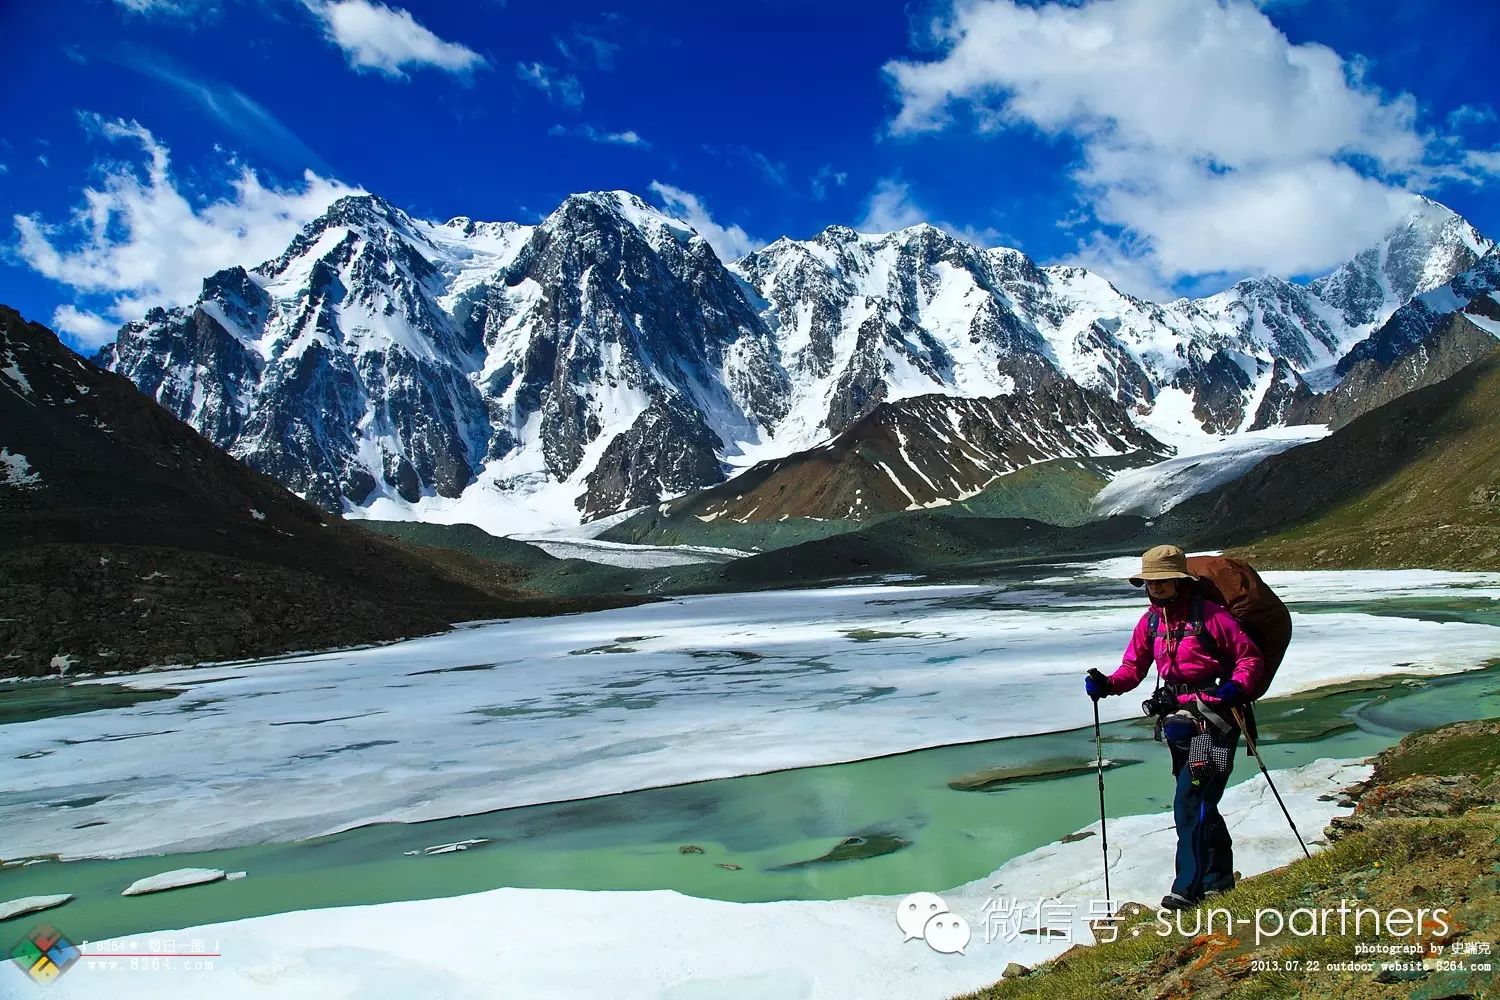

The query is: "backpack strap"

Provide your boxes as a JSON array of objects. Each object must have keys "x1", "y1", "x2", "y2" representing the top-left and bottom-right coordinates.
[
  {"x1": 1146, "y1": 609, "x2": 1164, "y2": 702},
  {"x1": 1190, "y1": 595, "x2": 1232, "y2": 684}
]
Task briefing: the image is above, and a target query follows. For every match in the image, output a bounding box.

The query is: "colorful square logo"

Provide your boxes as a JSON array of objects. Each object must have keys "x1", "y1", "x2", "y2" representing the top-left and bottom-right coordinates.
[{"x1": 9, "y1": 923, "x2": 81, "y2": 985}]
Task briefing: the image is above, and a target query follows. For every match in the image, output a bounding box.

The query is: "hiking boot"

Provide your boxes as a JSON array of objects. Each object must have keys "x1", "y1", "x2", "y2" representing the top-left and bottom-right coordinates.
[
  {"x1": 1159, "y1": 892, "x2": 1200, "y2": 910},
  {"x1": 1202, "y1": 874, "x2": 1237, "y2": 898}
]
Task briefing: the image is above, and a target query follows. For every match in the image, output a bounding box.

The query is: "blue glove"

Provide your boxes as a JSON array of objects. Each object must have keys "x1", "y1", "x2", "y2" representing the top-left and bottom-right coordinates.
[
  {"x1": 1084, "y1": 668, "x2": 1112, "y2": 700},
  {"x1": 1209, "y1": 680, "x2": 1245, "y2": 707},
  {"x1": 1163, "y1": 714, "x2": 1198, "y2": 744}
]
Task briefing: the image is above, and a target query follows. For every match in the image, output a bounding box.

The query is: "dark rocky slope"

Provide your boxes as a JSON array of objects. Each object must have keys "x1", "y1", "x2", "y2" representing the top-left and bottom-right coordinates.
[{"x1": 0, "y1": 306, "x2": 643, "y2": 677}]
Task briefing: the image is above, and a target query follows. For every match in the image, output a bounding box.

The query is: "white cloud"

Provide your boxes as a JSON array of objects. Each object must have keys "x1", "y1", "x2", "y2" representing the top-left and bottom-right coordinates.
[
  {"x1": 856, "y1": 178, "x2": 1004, "y2": 247},
  {"x1": 1068, "y1": 230, "x2": 1181, "y2": 303},
  {"x1": 1447, "y1": 104, "x2": 1496, "y2": 131},
  {"x1": 882, "y1": 0, "x2": 1466, "y2": 294},
  {"x1": 52, "y1": 305, "x2": 116, "y2": 347},
  {"x1": 648, "y1": 182, "x2": 761, "y2": 263},
  {"x1": 13, "y1": 116, "x2": 361, "y2": 347},
  {"x1": 548, "y1": 123, "x2": 647, "y2": 147},
  {"x1": 310, "y1": 0, "x2": 486, "y2": 79},
  {"x1": 516, "y1": 62, "x2": 584, "y2": 108},
  {"x1": 128, "y1": 59, "x2": 328, "y2": 172},
  {"x1": 751, "y1": 152, "x2": 788, "y2": 187},
  {"x1": 1461, "y1": 148, "x2": 1500, "y2": 180}
]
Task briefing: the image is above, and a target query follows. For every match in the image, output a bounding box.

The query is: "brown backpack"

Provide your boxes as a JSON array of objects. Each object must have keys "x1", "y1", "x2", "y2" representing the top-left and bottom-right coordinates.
[{"x1": 1184, "y1": 555, "x2": 1292, "y2": 700}]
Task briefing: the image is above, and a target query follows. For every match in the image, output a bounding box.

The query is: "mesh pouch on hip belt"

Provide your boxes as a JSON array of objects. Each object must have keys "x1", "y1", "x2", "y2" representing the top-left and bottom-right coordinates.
[{"x1": 1186, "y1": 725, "x2": 1235, "y2": 785}]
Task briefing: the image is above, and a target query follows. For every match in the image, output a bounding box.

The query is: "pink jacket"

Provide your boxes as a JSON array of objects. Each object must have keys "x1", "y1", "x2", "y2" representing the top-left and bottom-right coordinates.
[{"x1": 1107, "y1": 596, "x2": 1267, "y2": 704}]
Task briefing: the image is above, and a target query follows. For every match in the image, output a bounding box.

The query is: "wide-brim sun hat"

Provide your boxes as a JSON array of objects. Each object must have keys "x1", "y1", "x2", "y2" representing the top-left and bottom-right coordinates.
[{"x1": 1128, "y1": 543, "x2": 1199, "y2": 587}]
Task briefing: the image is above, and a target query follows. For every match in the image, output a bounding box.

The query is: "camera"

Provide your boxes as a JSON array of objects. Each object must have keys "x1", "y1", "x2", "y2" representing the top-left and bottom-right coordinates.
[{"x1": 1141, "y1": 688, "x2": 1178, "y2": 718}]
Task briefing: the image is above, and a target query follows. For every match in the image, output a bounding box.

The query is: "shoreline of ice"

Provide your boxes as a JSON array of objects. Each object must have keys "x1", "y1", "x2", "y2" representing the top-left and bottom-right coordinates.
[{"x1": 35, "y1": 755, "x2": 1372, "y2": 1000}]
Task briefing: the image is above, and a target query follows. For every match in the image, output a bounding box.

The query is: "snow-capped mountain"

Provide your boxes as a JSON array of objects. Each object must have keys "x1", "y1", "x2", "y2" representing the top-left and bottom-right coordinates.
[
  {"x1": 739, "y1": 196, "x2": 1493, "y2": 442},
  {"x1": 97, "y1": 191, "x2": 1494, "y2": 533},
  {"x1": 1252, "y1": 245, "x2": 1500, "y2": 429},
  {"x1": 101, "y1": 191, "x2": 787, "y2": 526},
  {"x1": 101, "y1": 196, "x2": 519, "y2": 510}
]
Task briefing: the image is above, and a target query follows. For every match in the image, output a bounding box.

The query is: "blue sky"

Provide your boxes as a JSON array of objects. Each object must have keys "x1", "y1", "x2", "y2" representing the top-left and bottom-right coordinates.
[{"x1": 3, "y1": 0, "x2": 1499, "y2": 350}]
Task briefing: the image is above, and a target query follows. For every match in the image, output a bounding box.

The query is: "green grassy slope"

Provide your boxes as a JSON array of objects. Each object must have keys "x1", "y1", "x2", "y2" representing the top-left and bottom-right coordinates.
[
  {"x1": 1219, "y1": 347, "x2": 1500, "y2": 570},
  {"x1": 959, "y1": 719, "x2": 1500, "y2": 1000}
]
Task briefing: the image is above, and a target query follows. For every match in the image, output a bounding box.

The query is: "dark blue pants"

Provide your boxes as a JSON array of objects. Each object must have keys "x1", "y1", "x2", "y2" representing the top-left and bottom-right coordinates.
[{"x1": 1167, "y1": 727, "x2": 1240, "y2": 899}]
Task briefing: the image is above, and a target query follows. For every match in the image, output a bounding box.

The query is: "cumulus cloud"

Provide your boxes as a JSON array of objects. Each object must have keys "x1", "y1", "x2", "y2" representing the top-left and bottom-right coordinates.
[
  {"x1": 648, "y1": 182, "x2": 761, "y2": 263},
  {"x1": 548, "y1": 123, "x2": 647, "y2": 147},
  {"x1": 516, "y1": 61, "x2": 584, "y2": 108},
  {"x1": 310, "y1": 0, "x2": 486, "y2": 79},
  {"x1": 882, "y1": 0, "x2": 1472, "y2": 295},
  {"x1": 51, "y1": 305, "x2": 116, "y2": 345},
  {"x1": 13, "y1": 116, "x2": 361, "y2": 348}
]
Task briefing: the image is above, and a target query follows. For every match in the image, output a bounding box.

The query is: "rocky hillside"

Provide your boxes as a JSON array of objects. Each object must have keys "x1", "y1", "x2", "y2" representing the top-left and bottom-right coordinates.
[
  {"x1": 961, "y1": 719, "x2": 1500, "y2": 999},
  {"x1": 0, "y1": 306, "x2": 640, "y2": 677},
  {"x1": 1161, "y1": 346, "x2": 1500, "y2": 570},
  {"x1": 1253, "y1": 246, "x2": 1500, "y2": 429},
  {"x1": 94, "y1": 190, "x2": 1494, "y2": 533},
  {"x1": 642, "y1": 371, "x2": 1162, "y2": 524},
  {"x1": 604, "y1": 344, "x2": 1500, "y2": 583}
]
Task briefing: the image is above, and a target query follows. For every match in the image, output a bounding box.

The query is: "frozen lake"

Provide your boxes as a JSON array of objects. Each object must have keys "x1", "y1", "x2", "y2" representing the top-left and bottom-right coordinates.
[{"x1": 3, "y1": 559, "x2": 1498, "y2": 862}]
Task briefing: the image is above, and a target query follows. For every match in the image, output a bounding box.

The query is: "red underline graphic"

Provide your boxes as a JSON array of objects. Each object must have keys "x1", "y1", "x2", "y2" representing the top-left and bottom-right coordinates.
[{"x1": 79, "y1": 953, "x2": 222, "y2": 957}]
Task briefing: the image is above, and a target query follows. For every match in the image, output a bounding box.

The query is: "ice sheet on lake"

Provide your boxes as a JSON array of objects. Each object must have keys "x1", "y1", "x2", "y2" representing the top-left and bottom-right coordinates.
[
  {"x1": 0, "y1": 893, "x2": 72, "y2": 921},
  {"x1": 2, "y1": 566, "x2": 1496, "y2": 862},
  {"x1": 35, "y1": 756, "x2": 1370, "y2": 1000},
  {"x1": 121, "y1": 868, "x2": 227, "y2": 896}
]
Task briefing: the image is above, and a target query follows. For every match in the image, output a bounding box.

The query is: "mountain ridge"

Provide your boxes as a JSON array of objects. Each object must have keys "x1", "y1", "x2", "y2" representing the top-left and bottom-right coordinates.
[{"x1": 94, "y1": 189, "x2": 1496, "y2": 533}]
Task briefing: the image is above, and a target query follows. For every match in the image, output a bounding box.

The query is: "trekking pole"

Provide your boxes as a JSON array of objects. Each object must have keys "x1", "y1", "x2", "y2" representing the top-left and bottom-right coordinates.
[
  {"x1": 1092, "y1": 697, "x2": 1112, "y2": 906},
  {"x1": 1231, "y1": 706, "x2": 1311, "y2": 859}
]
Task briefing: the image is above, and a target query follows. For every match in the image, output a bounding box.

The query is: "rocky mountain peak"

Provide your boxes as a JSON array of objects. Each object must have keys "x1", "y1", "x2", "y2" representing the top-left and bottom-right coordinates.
[
  {"x1": 91, "y1": 186, "x2": 1497, "y2": 533},
  {"x1": 303, "y1": 192, "x2": 423, "y2": 248},
  {"x1": 1309, "y1": 195, "x2": 1495, "y2": 334},
  {"x1": 440, "y1": 215, "x2": 525, "y2": 242},
  {"x1": 812, "y1": 224, "x2": 862, "y2": 247}
]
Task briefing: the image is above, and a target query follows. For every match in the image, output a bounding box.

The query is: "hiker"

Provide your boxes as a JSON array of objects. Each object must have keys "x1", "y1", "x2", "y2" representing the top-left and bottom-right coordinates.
[{"x1": 1083, "y1": 544, "x2": 1268, "y2": 911}]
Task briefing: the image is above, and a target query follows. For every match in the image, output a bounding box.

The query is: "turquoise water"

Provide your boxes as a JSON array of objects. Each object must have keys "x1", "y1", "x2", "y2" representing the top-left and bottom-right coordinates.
[{"x1": 0, "y1": 681, "x2": 177, "y2": 726}]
